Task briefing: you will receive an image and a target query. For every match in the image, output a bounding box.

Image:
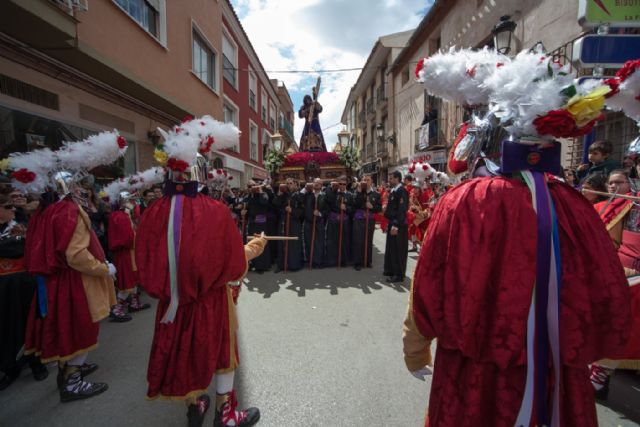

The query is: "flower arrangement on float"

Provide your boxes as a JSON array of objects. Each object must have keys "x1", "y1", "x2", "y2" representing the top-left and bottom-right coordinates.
[
  {"x1": 264, "y1": 149, "x2": 285, "y2": 174},
  {"x1": 338, "y1": 145, "x2": 360, "y2": 170}
]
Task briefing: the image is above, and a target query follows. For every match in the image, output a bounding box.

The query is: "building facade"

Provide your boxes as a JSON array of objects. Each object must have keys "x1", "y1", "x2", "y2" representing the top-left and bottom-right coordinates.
[
  {"x1": 271, "y1": 79, "x2": 298, "y2": 154},
  {"x1": 0, "y1": 0, "x2": 275, "y2": 186},
  {"x1": 340, "y1": 30, "x2": 413, "y2": 185}
]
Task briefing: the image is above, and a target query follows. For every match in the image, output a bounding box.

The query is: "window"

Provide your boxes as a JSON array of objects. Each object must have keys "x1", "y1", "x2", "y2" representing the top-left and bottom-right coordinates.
[
  {"x1": 262, "y1": 129, "x2": 271, "y2": 159},
  {"x1": 115, "y1": 0, "x2": 159, "y2": 37},
  {"x1": 192, "y1": 30, "x2": 217, "y2": 90},
  {"x1": 248, "y1": 70, "x2": 257, "y2": 111},
  {"x1": 402, "y1": 67, "x2": 410, "y2": 86},
  {"x1": 261, "y1": 88, "x2": 268, "y2": 123},
  {"x1": 222, "y1": 32, "x2": 237, "y2": 88},
  {"x1": 269, "y1": 100, "x2": 276, "y2": 130},
  {"x1": 249, "y1": 121, "x2": 258, "y2": 161},
  {"x1": 223, "y1": 98, "x2": 239, "y2": 152}
]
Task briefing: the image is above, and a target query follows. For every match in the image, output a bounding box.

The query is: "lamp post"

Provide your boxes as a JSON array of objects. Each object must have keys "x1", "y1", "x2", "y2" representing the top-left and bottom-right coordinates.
[
  {"x1": 492, "y1": 15, "x2": 517, "y2": 55},
  {"x1": 271, "y1": 132, "x2": 283, "y2": 153},
  {"x1": 337, "y1": 128, "x2": 351, "y2": 150}
]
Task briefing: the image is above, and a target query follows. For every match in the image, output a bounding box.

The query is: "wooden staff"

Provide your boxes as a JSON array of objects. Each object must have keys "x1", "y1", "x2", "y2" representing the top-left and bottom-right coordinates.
[
  {"x1": 284, "y1": 198, "x2": 291, "y2": 273},
  {"x1": 364, "y1": 194, "x2": 370, "y2": 269},
  {"x1": 581, "y1": 188, "x2": 640, "y2": 202},
  {"x1": 309, "y1": 194, "x2": 319, "y2": 270},
  {"x1": 338, "y1": 194, "x2": 344, "y2": 269}
]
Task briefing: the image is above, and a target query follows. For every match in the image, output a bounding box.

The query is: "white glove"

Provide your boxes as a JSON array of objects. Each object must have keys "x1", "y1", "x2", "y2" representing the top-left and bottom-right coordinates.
[
  {"x1": 107, "y1": 262, "x2": 117, "y2": 277},
  {"x1": 411, "y1": 366, "x2": 433, "y2": 381}
]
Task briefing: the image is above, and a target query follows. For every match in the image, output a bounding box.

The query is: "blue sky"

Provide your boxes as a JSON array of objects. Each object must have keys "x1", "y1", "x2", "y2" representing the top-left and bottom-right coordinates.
[{"x1": 231, "y1": 0, "x2": 431, "y2": 149}]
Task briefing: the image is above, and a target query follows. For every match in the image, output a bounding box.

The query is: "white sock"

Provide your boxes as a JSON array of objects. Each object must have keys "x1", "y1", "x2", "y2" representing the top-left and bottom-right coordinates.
[
  {"x1": 216, "y1": 372, "x2": 234, "y2": 394},
  {"x1": 67, "y1": 353, "x2": 88, "y2": 367}
]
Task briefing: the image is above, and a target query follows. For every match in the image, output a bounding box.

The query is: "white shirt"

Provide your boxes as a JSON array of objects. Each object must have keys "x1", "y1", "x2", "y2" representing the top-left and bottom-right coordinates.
[{"x1": 392, "y1": 183, "x2": 402, "y2": 193}]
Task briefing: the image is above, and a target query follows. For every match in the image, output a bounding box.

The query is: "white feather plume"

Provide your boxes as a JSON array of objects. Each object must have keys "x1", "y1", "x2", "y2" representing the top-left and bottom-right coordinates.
[
  {"x1": 417, "y1": 47, "x2": 507, "y2": 105},
  {"x1": 103, "y1": 167, "x2": 166, "y2": 202},
  {"x1": 56, "y1": 130, "x2": 128, "y2": 172},
  {"x1": 606, "y1": 71, "x2": 640, "y2": 122},
  {"x1": 9, "y1": 148, "x2": 58, "y2": 193},
  {"x1": 161, "y1": 115, "x2": 240, "y2": 167},
  {"x1": 484, "y1": 51, "x2": 574, "y2": 136},
  {"x1": 410, "y1": 161, "x2": 437, "y2": 183}
]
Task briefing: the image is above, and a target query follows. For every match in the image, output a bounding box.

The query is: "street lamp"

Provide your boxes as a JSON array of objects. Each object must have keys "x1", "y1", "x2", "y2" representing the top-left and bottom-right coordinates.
[
  {"x1": 492, "y1": 15, "x2": 517, "y2": 55},
  {"x1": 337, "y1": 128, "x2": 351, "y2": 149},
  {"x1": 376, "y1": 123, "x2": 385, "y2": 140},
  {"x1": 271, "y1": 132, "x2": 283, "y2": 153}
]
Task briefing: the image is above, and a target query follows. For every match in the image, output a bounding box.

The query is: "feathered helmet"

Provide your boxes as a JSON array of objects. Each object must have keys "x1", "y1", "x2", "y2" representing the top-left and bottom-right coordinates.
[
  {"x1": 207, "y1": 167, "x2": 233, "y2": 193},
  {"x1": 6, "y1": 130, "x2": 128, "y2": 195},
  {"x1": 415, "y1": 47, "x2": 630, "y2": 177},
  {"x1": 153, "y1": 115, "x2": 240, "y2": 184},
  {"x1": 103, "y1": 166, "x2": 166, "y2": 207},
  {"x1": 409, "y1": 161, "x2": 450, "y2": 186}
]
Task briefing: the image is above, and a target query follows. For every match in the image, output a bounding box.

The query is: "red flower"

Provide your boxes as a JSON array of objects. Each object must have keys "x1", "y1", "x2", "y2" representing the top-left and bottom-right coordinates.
[
  {"x1": 11, "y1": 168, "x2": 36, "y2": 184},
  {"x1": 229, "y1": 176, "x2": 233, "y2": 181},
  {"x1": 466, "y1": 65, "x2": 477, "y2": 78},
  {"x1": 533, "y1": 110, "x2": 579, "y2": 138},
  {"x1": 616, "y1": 59, "x2": 640, "y2": 82},
  {"x1": 175, "y1": 127, "x2": 183, "y2": 134},
  {"x1": 216, "y1": 169, "x2": 222, "y2": 175},
  {"x1": 496, "y1": 62, "x2": 504, "y2": 68},
  {"x1": 283, "y1": 152, "x2": 339, "y2": 167},
  {"x1": 422, "y1": 164, "x2": 428, "y2": 170},
  {"x1": 415, "y1": 58, "x2": 425, "y2": 79},
  {"x1": 534, "y1": 110, "x2": 603, "y2": 138},
  {"x1": 207, "y1": 172, "x2": 214, "y2": 179},
  {"x1": 199, "y1": 136, "x2": 215, "y2": 154},
  {"x1": 117, "y1": 136, "x2": 127, "y2": 149},
  {"x1": 182, "y1": 115, "x2": 194, "y2": 123},
  {"x1": 167, "y1": 158, "x2": 190, "y2": 172},
  {"x1": 603, "y1": 77, "x2": 620, "y2": 98}
]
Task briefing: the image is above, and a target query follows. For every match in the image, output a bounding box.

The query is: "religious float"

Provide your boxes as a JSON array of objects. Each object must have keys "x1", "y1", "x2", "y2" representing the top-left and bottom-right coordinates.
[{"x1": 265, "y1": 77, "x2": 359, "y2": 184}]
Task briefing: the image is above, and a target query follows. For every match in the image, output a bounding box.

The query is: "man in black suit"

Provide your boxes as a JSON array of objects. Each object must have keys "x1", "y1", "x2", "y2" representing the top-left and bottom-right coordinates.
[{"x1": 383, "y1": 170, "x2": 409, "y2": 283}]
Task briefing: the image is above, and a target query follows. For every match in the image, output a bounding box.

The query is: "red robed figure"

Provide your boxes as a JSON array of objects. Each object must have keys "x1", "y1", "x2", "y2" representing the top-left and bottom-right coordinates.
[
  {"x1": 410, "y1": 177, "x2": 630, "y2": 427},
  {"x1": 108, "y1": 210, "x2": 139, "y2": 291},
  {"x1": 136, "y1": 194, "x2": 247, "y2": 400}
]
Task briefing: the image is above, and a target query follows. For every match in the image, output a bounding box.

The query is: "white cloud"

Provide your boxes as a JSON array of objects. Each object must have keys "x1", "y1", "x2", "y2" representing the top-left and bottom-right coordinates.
[{"x1": 232, "y1": 0, "x2": 427, "y2": 150}]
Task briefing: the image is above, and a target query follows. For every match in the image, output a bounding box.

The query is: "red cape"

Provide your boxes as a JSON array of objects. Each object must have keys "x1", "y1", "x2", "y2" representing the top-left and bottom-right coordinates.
[
  {"x1": 136, "y1": 194, "x2": 247, "y2": 399},
  {"x1": 412, "y1": 177, "x2": 630, "y2": 427},
  {"x1": 24, "y1": 199, "x2": 103, "y2": 362},
  {"x1": 108, "y1": 210, "x2": 138, "y2": 291},
  {"x1": 594, "y1": 196, "x2": 632, "y2": 228}
]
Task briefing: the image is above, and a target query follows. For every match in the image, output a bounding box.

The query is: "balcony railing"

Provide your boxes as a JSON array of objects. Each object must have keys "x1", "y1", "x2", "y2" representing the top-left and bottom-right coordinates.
[
  {"x1": 279, "y1": 118, "x2": 294, "y2": 140},
  {"x1": 376, "y1": 140, "x2": 388, "y2": 157},
  {"x1": 366, "y1": 99, "x2": 374, "y2": 116},
  {"x1": 376, "y1": 86, "x2": 387, "y2": 106}
]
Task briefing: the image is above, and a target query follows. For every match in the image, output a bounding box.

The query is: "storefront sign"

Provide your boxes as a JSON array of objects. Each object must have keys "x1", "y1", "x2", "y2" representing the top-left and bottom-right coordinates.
[
  {"x1": 411, "y1": 149, "x2": 447, "y2": 165},
  {"x1": 361, "y1": 161, "x2": 379, "y2": 175},
  {"x1": 574, "y1": 35, "x2": 640, "y2": 67},
  {"x1": 578, "y1": 0, "x2": 640, "y2": 28}
]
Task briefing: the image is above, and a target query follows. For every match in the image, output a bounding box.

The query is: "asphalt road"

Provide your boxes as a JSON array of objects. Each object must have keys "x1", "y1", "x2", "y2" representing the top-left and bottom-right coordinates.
[{"x1": 0, "y1": 230, "x2": 638, "y2": 427}]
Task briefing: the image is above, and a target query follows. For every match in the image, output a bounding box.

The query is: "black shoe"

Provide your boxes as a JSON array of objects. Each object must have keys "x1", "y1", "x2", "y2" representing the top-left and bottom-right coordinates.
[
  {"x1": 0, "y1": 367, "x2": 21, "y2": 391},
  {"x1": 594, "y1": 377, "x2": 610, "y2": 400},
  {"x1": 57, "y1": 363, "x2": 99, "y2": 389},
  {"x1": 389, "y1": 276, "x2": 405, "y2": 283},
  {"x1": 109, "y1": 305, "x2": 133, "y2": 323},
  {"x1": 214, "y1": 407, "x2": 260, "y2": 427},
  {"x1": 29, "y1": 361, "x2": 48, "y2": 382},
  {"x1": 187, "y1": 394, "x2": 210, "y2": 427},
  {"x1": 59, "y1": 369, "x2": 108, "y2": 403},
  {"x1": 354, "y1": 265, "x2": 361, "y2": 271}
]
